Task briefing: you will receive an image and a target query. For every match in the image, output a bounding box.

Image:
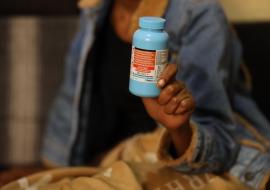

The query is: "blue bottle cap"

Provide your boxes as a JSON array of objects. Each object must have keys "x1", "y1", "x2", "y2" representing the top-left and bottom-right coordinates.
[{"x1": 139, "y1": 16, "x2": 166, "y2": 30}]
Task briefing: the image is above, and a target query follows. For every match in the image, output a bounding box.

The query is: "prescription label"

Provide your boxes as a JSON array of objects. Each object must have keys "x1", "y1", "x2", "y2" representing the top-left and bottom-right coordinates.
[{"x1": 130, "y1": 47, "x2": 168, "y2": 83}]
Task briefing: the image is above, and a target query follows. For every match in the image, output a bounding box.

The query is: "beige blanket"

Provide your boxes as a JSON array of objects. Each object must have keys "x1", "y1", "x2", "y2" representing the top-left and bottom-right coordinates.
[{"x1": 1, "y1": 128, "x2": 250, "y2": 190}]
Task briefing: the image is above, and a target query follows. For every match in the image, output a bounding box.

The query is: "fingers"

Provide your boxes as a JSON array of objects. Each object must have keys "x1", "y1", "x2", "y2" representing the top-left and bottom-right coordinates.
[
  {"x1": 158, "y1": 80, "x2": 185, "y2": 105},
  {"x1": 145, "y1": 62, "x2": 195, "y2": 117},
  {"x1": 162, "y1": 87, "x2": 195, "y2": 115},
  {"x1": 175, "y1": 97, "x2": 195, "y2": 114},
  {"x1": 157, "y1": 64, "x2": 178, "y2": 88}
]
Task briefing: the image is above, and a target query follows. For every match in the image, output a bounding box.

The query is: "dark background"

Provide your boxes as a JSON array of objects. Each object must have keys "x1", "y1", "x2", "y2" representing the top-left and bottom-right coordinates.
[
  {"x1": 235, "y1": 24, "x2": 270, "y2": 119},
  {"x1": 1, "y1": 1, "x2": 270, "y2": 118},
  {"x1": 0, "y1": 0, "x2": 79, "y2": 15}
]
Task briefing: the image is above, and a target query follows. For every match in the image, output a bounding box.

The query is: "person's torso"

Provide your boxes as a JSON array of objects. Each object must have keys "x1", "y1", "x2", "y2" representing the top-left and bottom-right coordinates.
[{"x1": 43, "y1": 0, "x2": 270, "y2": 188}]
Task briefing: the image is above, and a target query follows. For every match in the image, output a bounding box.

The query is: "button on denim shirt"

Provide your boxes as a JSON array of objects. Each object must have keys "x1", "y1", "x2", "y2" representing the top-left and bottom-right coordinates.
[{"x1": 42, "y1": 0, "x2": 270, "y2": 189}]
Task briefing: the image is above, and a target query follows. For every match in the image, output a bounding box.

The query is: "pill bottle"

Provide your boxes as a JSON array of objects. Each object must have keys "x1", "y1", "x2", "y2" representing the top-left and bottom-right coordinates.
[{"x1": 129, "y1": 16, "x2": 169, "y2": 97}]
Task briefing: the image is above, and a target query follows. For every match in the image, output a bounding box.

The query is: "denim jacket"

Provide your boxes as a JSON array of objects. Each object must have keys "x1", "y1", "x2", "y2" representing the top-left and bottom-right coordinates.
[{"x1": 42, "y1": 0, "x2": 270, "y2": 189}]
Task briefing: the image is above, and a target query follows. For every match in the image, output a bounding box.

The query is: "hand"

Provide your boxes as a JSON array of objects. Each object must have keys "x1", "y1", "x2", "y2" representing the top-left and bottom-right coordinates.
[
  {"x1": 142, "y1": 64, "x2": 195, "y2": 129},
  {"x1": 142, "y1": 64, "x2": 196, "y2": 155}
]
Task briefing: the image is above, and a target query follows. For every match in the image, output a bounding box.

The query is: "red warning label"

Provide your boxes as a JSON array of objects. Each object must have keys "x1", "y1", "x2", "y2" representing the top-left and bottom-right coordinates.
[{"x1": 130, "y1": 47, "x2": 168, "y2": 83}]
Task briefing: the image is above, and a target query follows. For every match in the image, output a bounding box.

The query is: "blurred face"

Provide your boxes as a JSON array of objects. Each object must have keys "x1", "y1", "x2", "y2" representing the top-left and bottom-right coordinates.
[
  {"x1": 115, "y1": 0, "x2": 141, "y2": 11},
  {"x1": 116, "y1": 0, "x2": 141, "y2": 5}
]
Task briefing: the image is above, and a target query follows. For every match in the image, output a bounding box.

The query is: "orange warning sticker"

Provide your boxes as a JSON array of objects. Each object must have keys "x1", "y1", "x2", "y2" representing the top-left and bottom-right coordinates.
[{"x1": 130, "y1": 47, "x2": 168, "y2": 83}]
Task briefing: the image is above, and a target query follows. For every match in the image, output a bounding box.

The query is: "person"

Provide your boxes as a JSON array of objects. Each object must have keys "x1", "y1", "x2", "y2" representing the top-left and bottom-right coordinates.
[{"x1": 40, "y1": 0, "x2": 270, "y2": 189}]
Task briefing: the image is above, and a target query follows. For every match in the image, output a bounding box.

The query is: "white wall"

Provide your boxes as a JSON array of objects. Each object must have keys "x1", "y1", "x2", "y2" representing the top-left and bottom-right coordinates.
[{"x1": 220, "y1": 0, "x2": 270, "y2": 23}]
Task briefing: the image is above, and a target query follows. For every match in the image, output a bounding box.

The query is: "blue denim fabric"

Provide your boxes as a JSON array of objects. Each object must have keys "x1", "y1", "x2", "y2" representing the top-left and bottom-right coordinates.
[{"x1": 42, "y1": 0, "x2": 270, "y2": 189}]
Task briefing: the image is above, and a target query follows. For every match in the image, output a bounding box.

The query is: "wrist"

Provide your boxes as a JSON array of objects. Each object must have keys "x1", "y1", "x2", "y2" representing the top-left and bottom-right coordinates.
[{"x1": 167, "y1": 121, "x2": 192, "y2": 157}]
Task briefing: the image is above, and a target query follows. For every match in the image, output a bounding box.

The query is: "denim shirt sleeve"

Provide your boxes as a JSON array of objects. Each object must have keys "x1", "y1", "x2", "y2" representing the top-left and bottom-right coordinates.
[{"x1": 158, "y1": 0, "x2": 241, "y2": 173}]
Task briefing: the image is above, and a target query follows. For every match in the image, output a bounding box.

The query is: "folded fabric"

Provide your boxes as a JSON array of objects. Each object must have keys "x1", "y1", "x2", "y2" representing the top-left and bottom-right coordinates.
[{"x1": 1, "y1": 128, "x2": 250, "y2": 190}]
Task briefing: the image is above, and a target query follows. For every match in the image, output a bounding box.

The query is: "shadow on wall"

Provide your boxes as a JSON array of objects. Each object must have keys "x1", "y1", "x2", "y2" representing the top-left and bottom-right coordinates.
[
  {"x1": 0, "y1": 18, "x2": 10, "y2": 167},
  {"x1": 0, "y1": 16, "x2": 78, "y2": 166}
]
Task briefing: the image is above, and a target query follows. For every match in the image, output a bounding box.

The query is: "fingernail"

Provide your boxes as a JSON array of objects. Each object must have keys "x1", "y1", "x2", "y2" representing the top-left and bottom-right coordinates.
[
  {"x1": 173, "y1": 97, "x2": 180, "y2": 103},
  {"x1": 158, "y1": 79, "x2": 165, "y2": 88},
  {"x1": 181, "y1": 99, "x2": 189, "y2": 107}
]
